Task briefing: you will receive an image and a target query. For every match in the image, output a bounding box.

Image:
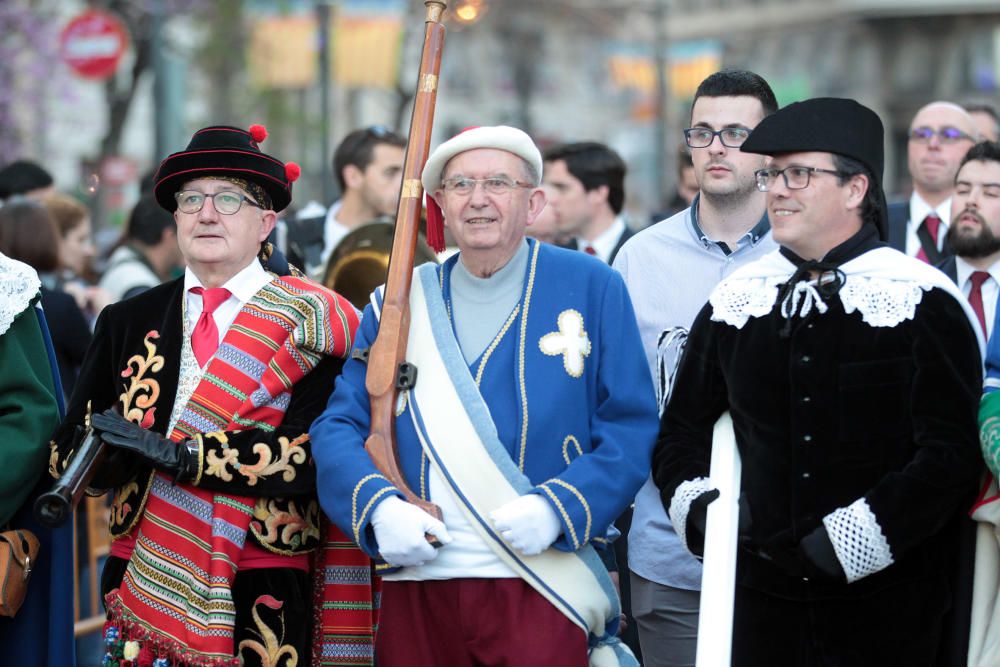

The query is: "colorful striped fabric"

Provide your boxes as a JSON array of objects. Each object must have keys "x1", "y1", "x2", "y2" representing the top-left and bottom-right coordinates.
[{"x1": 106, "y1": 277, "x2": 371, "y2": 665}]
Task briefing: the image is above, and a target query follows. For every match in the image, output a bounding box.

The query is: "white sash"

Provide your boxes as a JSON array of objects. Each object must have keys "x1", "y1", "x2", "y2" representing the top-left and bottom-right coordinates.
[{"x1": 401, "y1": 264, "x2": 636, "y2": 666}]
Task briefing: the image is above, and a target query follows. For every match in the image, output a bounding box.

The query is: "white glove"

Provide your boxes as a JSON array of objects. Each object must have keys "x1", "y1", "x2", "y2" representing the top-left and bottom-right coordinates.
[
  {"x1": 490, "y1": 493, "x2": 562, "y2": 556},
  {"x1": 371, "y1": 496, "x2": 452, "y2": 567}
]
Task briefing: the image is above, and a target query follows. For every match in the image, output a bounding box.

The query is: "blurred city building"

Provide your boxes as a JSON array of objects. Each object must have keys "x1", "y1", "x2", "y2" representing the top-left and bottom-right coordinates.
[{"x1": 3, "y1": 0, "x2": 999, "y2": 227}]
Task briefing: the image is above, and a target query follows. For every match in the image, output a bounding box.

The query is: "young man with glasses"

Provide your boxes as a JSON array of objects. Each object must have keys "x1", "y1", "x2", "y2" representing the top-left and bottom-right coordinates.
[
  {"x1": 311, "y1": 125, "x2": 658, "y2": 666},
  {"x1": 888, "y1": 101, "x2": 979, "y2": 263},
  {"x1": 656, "y1": 98, "x2": 983, "y2": 665},
  {"x1": 284, "y1": 125, "x2": 407, "y2": 277},
  {"x1": 612, "y1": 69, "x2": 777, "y2": 667},
  {"x1": 48, "y1": 125, "x2": 374, "y2": 666}
]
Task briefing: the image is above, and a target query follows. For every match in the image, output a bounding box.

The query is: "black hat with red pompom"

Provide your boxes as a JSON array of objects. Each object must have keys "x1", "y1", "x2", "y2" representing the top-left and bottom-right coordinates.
[{"x1": 153, "y1": 124, "x2": 301, "y2": 213}]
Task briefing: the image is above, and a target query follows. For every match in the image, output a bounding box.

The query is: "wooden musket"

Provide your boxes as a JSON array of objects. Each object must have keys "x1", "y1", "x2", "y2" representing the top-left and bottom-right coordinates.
[{"x1": 363, "y1": 0, "x2": 447, "y2": 522}]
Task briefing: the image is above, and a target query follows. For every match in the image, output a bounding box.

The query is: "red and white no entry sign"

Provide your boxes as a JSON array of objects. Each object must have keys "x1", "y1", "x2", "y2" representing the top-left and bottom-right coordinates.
[{"x1": 59, "y1": 9, "x2": 129, "y2": 80}]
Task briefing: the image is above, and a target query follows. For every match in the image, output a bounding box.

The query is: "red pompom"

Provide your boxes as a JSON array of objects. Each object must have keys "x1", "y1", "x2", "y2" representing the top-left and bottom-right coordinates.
[
  {"x1": 249, "y1": 124, "x2": 268, "y2": 143},
  {"x1": 285, "y1": 162, "x2": 301, "y2": 183}
]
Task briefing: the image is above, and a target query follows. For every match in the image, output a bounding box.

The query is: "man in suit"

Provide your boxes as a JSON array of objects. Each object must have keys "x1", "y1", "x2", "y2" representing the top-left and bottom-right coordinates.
[
  {"x1": 888, "y1": 101, "x2": 979, "y2": 263},
  {"x1": 939, "y1": 141, "x2": 1000, "y2": 340},
  {"x1": 543, "y1": 141, "x2": 633, "y2": 264},
  {"x1": 282, "y1": 125, "x2": 406, "y2": 278}
]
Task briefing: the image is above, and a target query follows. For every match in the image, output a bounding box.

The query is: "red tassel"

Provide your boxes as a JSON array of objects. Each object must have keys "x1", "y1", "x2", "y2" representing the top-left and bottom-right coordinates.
[
  {"x1": 248, "y1": 124, "x2": 268, "y2": 143},
  {"x1": 425, "y1": 195, "x2": 445, "y2": 253},
  {"x1": 285, "y1": 162, "x2": 301, "y2": 182}
]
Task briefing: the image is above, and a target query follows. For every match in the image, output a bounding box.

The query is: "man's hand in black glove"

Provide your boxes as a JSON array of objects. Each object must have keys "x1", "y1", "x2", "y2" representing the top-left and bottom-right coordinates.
[
  {"x1": 685, "y1": 489, "x2": 720, "y2": 558},
  {"x1": 797, "y1": 525, "x2": 846, "y2": 582},
  {"x1": 90, "y1": 409, "x2": 199, "y2": 484},
  {"x1": 758, "y1": 525, "x2": 846, "y2": 582}
]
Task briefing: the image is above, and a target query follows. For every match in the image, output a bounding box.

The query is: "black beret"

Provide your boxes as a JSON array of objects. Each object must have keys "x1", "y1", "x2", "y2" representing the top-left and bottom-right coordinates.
[
  {"x1": 742, "y1": 98, "x2": 888, "y2": 240},
  {"x1": 153, "y1": 125, "x2": 298, "y2": 213}
]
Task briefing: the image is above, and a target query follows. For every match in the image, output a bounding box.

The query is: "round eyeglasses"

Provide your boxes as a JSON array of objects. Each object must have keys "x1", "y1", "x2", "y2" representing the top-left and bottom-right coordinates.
[
  {"x1": 683, "y1": 127, "x2": 751, "y2": 148},
  {"x1": 754, "y1": 166, "x2": 847, "y2": 191},
  {"x1": 175, "y1": 190, "x2": 263, "y2": 215}
]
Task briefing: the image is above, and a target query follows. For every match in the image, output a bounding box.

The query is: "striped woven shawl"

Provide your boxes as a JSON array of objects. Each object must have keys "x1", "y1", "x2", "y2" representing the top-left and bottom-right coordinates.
[{"x1": 105, "y1": 277, "x2": 369, "y2": 665}]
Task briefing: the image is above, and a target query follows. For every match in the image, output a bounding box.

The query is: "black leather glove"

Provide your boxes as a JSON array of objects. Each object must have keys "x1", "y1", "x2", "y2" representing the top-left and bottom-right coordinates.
[
  {"x1": 797, "y1": 525, "x2": 845, "y2": 582},
  {"x1": 758, "y1": 525, "x2": 846, "y2": 582},
  {"x1": 685, "y1": 489, "x2": 720, "y2": 558},
  {"x1": 91, "y1": 409, "x2": 199, "y2": 484}
]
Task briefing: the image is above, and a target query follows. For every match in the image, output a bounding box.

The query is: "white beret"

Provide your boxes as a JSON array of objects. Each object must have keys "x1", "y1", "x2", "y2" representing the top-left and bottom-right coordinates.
[{"x1": 420, "y1": 125, "x2": 543, "y2": 194}]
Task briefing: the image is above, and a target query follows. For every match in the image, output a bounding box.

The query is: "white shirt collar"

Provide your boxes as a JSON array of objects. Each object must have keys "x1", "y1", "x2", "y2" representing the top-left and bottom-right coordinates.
[
  {"x1": 909, "y1": 191, "x2": 952, "y2": 227},
  {"x1": 184, "y1": 258, "x2": 272, "y2": 303},
  {"x1": 956, "y1": 255, "x2": 1000, "y2": 289},
  {"x1": 577, "y1": 216, "x2": 626, "y2": 263}
]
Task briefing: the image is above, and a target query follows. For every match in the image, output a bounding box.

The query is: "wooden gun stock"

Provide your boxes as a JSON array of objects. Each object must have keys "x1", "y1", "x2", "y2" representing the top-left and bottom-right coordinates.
[{"x1": 34, "y1": 427, "x2": 106, "y2": 528}]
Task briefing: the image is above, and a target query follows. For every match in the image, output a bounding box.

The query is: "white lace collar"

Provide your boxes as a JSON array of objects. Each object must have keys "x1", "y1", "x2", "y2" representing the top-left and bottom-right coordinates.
[
  {"x1": 0, "y1": 252, "x2": 41, "y2": 336},
  {"x1": 709, "y1": 247, "x2": 983, "y2": 348}
]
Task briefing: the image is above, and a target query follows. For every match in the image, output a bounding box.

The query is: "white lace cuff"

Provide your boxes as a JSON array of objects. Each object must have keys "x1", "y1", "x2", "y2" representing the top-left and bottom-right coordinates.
[
  {"x1": 668, "y1": 477, "x2": 711, "y2": 555},
  {"x1": 0, "y1": 254, "x2": 40, "y2": 336},
  {"x1": 822, "y1": 498, "x2": 894, "y2": 583}
]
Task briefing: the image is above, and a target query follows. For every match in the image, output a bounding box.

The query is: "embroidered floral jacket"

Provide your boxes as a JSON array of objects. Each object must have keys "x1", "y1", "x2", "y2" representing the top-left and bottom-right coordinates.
[{"x1": 49, "y1": 276, "x2": 355, "y2": 555}]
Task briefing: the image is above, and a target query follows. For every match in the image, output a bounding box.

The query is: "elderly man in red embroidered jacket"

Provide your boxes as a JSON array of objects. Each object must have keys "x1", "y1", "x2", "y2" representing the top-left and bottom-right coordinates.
[{"x1": 48, "y1": 125, "x2": 371, "y2": 666}]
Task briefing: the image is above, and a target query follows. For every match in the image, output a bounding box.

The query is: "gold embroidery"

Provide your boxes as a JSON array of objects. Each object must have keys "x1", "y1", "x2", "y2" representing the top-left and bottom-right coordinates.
[
  {"x1": 251, "y1": 498, "x2": 320, "y2": 553},
  {"x1": 517, "y1": 243, "x2": 540, "y2": 471},
  {"x1": 119, "y1": 330, "x2": 165, "y2": 427},
  {"x1": 537, "y1": 484, "x2": 579, "y2": 549},
  {"x1": 205, "y1": 433, "x2": 308, "y2": 486},
  {"x1": 48, "y1": 441, "x2": 67, "y2": 479},
  {"x1": 237, "y1": 594, "x2": 299, "y2": 666},
  {"x1": 206, "y1": 448, "x2": 240, "y2": 482},
  {"x1": 351, "y1": 474, "x2": 391, "y2": 543},
  {"x1": 474, "y1": 304, "x2": 521, "y2": 387},
  {"x1": 561, "y1": 435, "x2": 583, "y2": 465},
  {"x1": 110, "y1": 480, "x2": 140, "y2": 528},
  {"x1": 109, "y1": 470, "x2": 156, "y2": 538},
  {"x1": 545, "y1": 478, "x2": 592, "y2": 544},
  {"x1": 356, "y1": 487, "x2": 395, "y2": 545}
]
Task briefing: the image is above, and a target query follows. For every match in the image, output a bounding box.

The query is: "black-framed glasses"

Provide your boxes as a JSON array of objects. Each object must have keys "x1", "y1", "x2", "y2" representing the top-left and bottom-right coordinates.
[
  {"x1": 755, "y1": 166, "x2": 846, "y2": 191},
  {"x1": 175, "y1": 190, "x2": 263, "y2": 215},
  {"x1": 683, "y1": 127, "x2": 751, "y2": 148},
  {"x1": 441, "y1": 176, "x2": 534, "y2": 196},
  {"x1": 908, "y1": 126, "x2": 975, "y2": 144}
]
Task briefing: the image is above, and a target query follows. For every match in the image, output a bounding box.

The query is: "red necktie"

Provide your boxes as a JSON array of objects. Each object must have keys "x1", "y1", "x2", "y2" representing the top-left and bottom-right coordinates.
[
  {"x1": 583, "y1": 245, "x2": 597, "y2": 256},
  {"x1": 915, "y1": 214, "x2": 942, "y2": 263},
  {"x1": 968, "y1": 271, "x2": 990, "y2": 337},
  {"x1": 189, "y1": 286, "x2": 231, "y2": 367}
]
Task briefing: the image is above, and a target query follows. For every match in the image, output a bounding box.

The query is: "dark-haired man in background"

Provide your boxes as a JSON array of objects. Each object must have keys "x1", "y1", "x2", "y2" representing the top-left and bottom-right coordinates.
[
  {"x1": 0, "y1": 159, "x2": 55, "y2": 201},
  {"x1": 544, "y1": 141, "x2": 633, "y2": 264},
  {"x1": 939, "y1": 141, "x2": 1000, "y2": 340},
  {"x1": 283, "y1": 125, "x2": 406, "y2": 277},
  {"x1": 100, "y1": 194, "x2": 182, "y2": 301}
]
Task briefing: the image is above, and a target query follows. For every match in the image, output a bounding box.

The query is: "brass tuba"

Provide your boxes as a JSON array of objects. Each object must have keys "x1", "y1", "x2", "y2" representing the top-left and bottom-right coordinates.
[{"x1": 321, "y1": 221, "x2": 439, "y2": 310}]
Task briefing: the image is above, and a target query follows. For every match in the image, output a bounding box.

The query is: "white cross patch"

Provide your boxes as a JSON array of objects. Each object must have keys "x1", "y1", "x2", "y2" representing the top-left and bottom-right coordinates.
[{"x1": 539, "y1": 309, "x2": 591, "y2": 378}]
